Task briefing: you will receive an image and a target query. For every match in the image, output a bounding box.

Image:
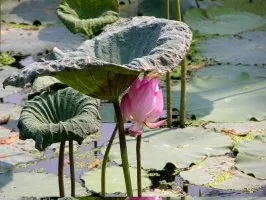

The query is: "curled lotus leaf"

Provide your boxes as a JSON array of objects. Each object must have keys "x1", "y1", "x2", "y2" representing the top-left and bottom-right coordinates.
[
  {"x1": 18, "y1": 87, "x2": 101, "y2": 151},
  {"x1": 57, "y1": 0, "x2": 119, "y2": 36},
  {"x1": 3, "y1": 16, "x2": 192, "y2": 100}
]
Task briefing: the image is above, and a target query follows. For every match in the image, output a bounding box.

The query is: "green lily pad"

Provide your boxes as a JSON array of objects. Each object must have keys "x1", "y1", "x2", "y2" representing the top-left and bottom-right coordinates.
[
  {"x1": 169, "y1": 65, "x2": 266, "y2": 122},
  {"x1": 105, "y1": 127, "x2": 231, "y2": 170},
  {"x1": 235, "y1": 136, "x2": 266, "y2": 179},
  {"x1": 0, "y1": 172, "x2": 87, "y2": 197},
  {"x1": 221, "y1": 0, "x2": 266, "y2": 17},
  {"x1": 18, "y1": 87, "x2": 101, "y2": 151},
  {"x1": 57, "y1": 0, "x2": 119, "y2": 36},
  {"x1": 180, "y1": 156, "x2": 266, "y2": 191},
  {"x1": 4, "y1": 16, "x2": 192, "y2": 100},
  {"x1": 80, "y1": 166, "x2": 151, "y2": 194},
  {"x1": 183, "y1": 7, "x2": 266, "y2": 35},
  {"x1": 197, "y1": 32, "x2": 266, "y2": 65}
]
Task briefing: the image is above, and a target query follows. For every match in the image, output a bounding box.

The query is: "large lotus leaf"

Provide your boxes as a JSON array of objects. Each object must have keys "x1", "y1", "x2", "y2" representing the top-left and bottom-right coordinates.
[
  {"x1": 197, "y1": 32, "x2": 266, "y2": 65},
  {"x1": 0, "y1": 172, "x2": 87, "y2": 197},
  {"x1": 80, "y1": 166, "x2": 150, "y2": 194},
  {"x1": 221, "y1": 0, "x2": 266, "y2": 17},
  {"x1": 104, "y1": 127, "x2": 231, "y2": 170},
  {"x1": 18, "y1": 87, "x2": 101, "y2": 151},
  {"x1": 3, "y1": 16, "x2": 192, "y2": 100},
  {"x1": 235, "y1": 136, "x2": 266, "y2": 179},
  {"x1": 169, "y1": 65, "x2": 266, "y2": 122},
  {"x1": 57, "y1": 0, "x2": 119, "y2": 36},
  {"x1": 183, "y1": 7, "x2": 266, "y2": 35},
  {"x1": 180, "y1": 156, "x2": 266, "y2": 191},
  {"x1": 31, "y1": 76, "x2": 64, "y2": 93}
]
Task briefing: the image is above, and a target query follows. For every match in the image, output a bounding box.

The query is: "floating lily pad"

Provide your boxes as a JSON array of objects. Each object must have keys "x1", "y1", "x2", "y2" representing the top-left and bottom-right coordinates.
[
  {"x1": 180, "y1": 156, "x2": 266, "y2": 191},
  {"x1": 105, "y1": 127, "x2": 231, "y2": 170},
  {"x1": 80, "y1": 166, "x2": 151, "y2": 194},
  {"x1": 235, "y1": 136, "x2": 266, "y2": 179},
  {"x1": 221, "y1": 0, "x2": 266, "y2": 17},
  {"x1": 184, "y1": 7, "x2": 266, "y2": 35},
  {"x1": 0, "y1": 172, "x2": 87, "y2": 197},
  {"x1": 205, "y1": 121, "x2": 266, "y2": 136},
  {"x1": 19, "y1": 87, "x2": 101, "y2": 151},
  {"x1": 4, "y1": 16, "x2": 192, "y2": 100},
  {"x1": 197, "y1": 31, "x2": 266, "y2": 65},
  {"x1": 57, "y1": 0, "x2": 119, "y2": 36},
  {"x1": 1, "y1": 24, "x2": 85, "y2": 55},
  {"x1": 170, "y1": 65, "x2": 266, "y2": 122}
]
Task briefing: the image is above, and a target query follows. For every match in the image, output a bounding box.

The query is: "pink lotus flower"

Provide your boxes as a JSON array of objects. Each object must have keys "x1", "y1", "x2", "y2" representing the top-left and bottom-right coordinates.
[{"x1": 120, "y1": 75, "x2": 166, "y2": 136}]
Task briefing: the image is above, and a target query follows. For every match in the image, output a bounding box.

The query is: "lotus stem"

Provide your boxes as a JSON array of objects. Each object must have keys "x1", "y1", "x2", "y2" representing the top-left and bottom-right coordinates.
[
  {"x1": 174, "y1": 0, "x2": 187, "y2": 128},
  {"x1": 58, "y1": 141, "x2": 65, "y2": 197},
  {"x1": 165, "y1": 0, "x2": 172, "y2": 127},
  {"x1": 113, "y1": 101, "x2": 133, "y2": 197},
  {"x1": 101, "y1": 125, "x2": 118, "y2": 196},
  {"x1": 136, "y1": 135, "x2": 142, "y2": 196},
  {"x1": 195, "y1": 0, "x2": 200, "y2": 8},
  {"x1": 69, "y1": 140, "x2": 75, "y2": 197},
  {"x1": 180, "y1": 58, "x2": 187, "y2": 128}
]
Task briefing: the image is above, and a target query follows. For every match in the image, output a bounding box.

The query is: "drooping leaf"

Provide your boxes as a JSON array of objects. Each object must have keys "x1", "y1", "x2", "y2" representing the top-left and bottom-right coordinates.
[
  {"x1": 18, "y1": 87, "x2": 101, "y2": 151},
  {"x1": 235, "y1": 136, "x2": 266, "y2": 179},
  {"x1": 168, "y1": 65, "x2": 266, "y2": 122},
  {"x1": 197, "y1": 31, "x2": 266, "y2": 65},
  {"x1": 0, "y1": 172, "x2": 87, "y2": 197},
  {"x1": 81, "y1": 166, "x2": 151, "y2": 195},
  {"x1": 180, "y1": 156, "x2": 266, "y2": 192},
  {"x1": 57, "y1": 0, "x2": 119, "y2": 36},
  {"x1": 4, "y1": 16, "x2": 192, "y2": 100},
  {"x1": 183, "y1": 7, "x2": 266, "y2": 35},
  {"x1": 104, "y1": 127, "x2": 231, "y2": 170}
]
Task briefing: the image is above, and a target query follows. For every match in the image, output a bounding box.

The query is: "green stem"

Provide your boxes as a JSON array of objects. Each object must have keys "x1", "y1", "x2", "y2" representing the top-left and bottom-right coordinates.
[
  {"x1": 113, "y1": 101, "x2": 133, "y2": 197},
  {"x1": 101, "y1": 125, "x2": 118, "y2": 196},
  {"x1": 165, "y1": 0, "x2": 172, "y2": 127},
  {"x1": 136, "y1": 135, "x2": 142, "y2": 196},
  {"x1": 180, "y1": 58, "x2": 187, "y2": 128},
  {"x1": 58, "y1": 141, "x2": 65, "y2": 197},
  {"x1": 69, "y1": 140, "x2": 75, "y2": 197},
  {"x1": 195, "y1": 0, "x2": 200, "y2": 8},
  {"x1": 174, "y1": 0, "x2": 187, "y2": 128}
]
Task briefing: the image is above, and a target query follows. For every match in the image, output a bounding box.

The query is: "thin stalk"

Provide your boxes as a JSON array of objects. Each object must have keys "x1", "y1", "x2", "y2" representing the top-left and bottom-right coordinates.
[
  {"x1": 136, "y1": 135, "x2": 142, "y2": 196},
  {"x1": 101, "y1": 125, "x2": 118, "y2": 196},
  {"x1": 69, "y1": 140, "x2": 75, "y2": 197},
  {"x1": 113, "y1": 101, "x2": 133, "y2": 197},
  {"x1": 165, "y1": 0, "x2": 172, "y2": 127},
  {"x1": 58, "y1": 141, "x2": 65, "y2": 197},
  {"x1": 174, "y1": 0, "x2": 187, "y2": 128},
  {"x1": 195, "y1": 0, "x2": 200, "y2": 8},
  {"x1": 180, "y1": 58, "x2": 187, "y2": 128}
]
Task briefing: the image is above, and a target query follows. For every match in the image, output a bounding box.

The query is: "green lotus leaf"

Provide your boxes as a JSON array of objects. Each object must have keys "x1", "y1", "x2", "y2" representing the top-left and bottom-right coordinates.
[
  {"x1": 180, "y1": 156, "x2": 266, "y2": 192},
  {"x1": 183, "y1": 7, "x2": 266, "y2": 35},
  {"x1": 221, "y1": 0, "x2": 266, "y2": 17},
  {"x1": 18, "y1": 87, "x2": 101, "y2": 151},
  {"x1": 235, "y1": 136, "x2": 266, "y2": 179},
  {"x1": 104, "y1": 127, "x2": 231, "y2": 170},
  {"x1": 0, "y1": 172, "x2": 87, "y2": 197},
  {"x1": 57, "y1": 0, "x2": 119, "y2": 36},
  {"x1": 3, "y1": 16, "x2": 192, "y2": 100},
  {"x1": 169, "y1": 65, "x2": 266, "y2": 122},
  {"x1": 80, "y1": 166, "x2": 151, "y2": 195},
  {"x1": 197, "y1": 31, "x2": 266, "y2": 65}
]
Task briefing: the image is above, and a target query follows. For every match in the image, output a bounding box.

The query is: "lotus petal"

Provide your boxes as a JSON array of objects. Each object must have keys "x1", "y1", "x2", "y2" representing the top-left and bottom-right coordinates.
[
  {"x1": 18, "y1": 87, "x2": 101, "y2": 151},
  {"x1": 3, "y1": 16, "x2": 192, "y2": 100}
]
